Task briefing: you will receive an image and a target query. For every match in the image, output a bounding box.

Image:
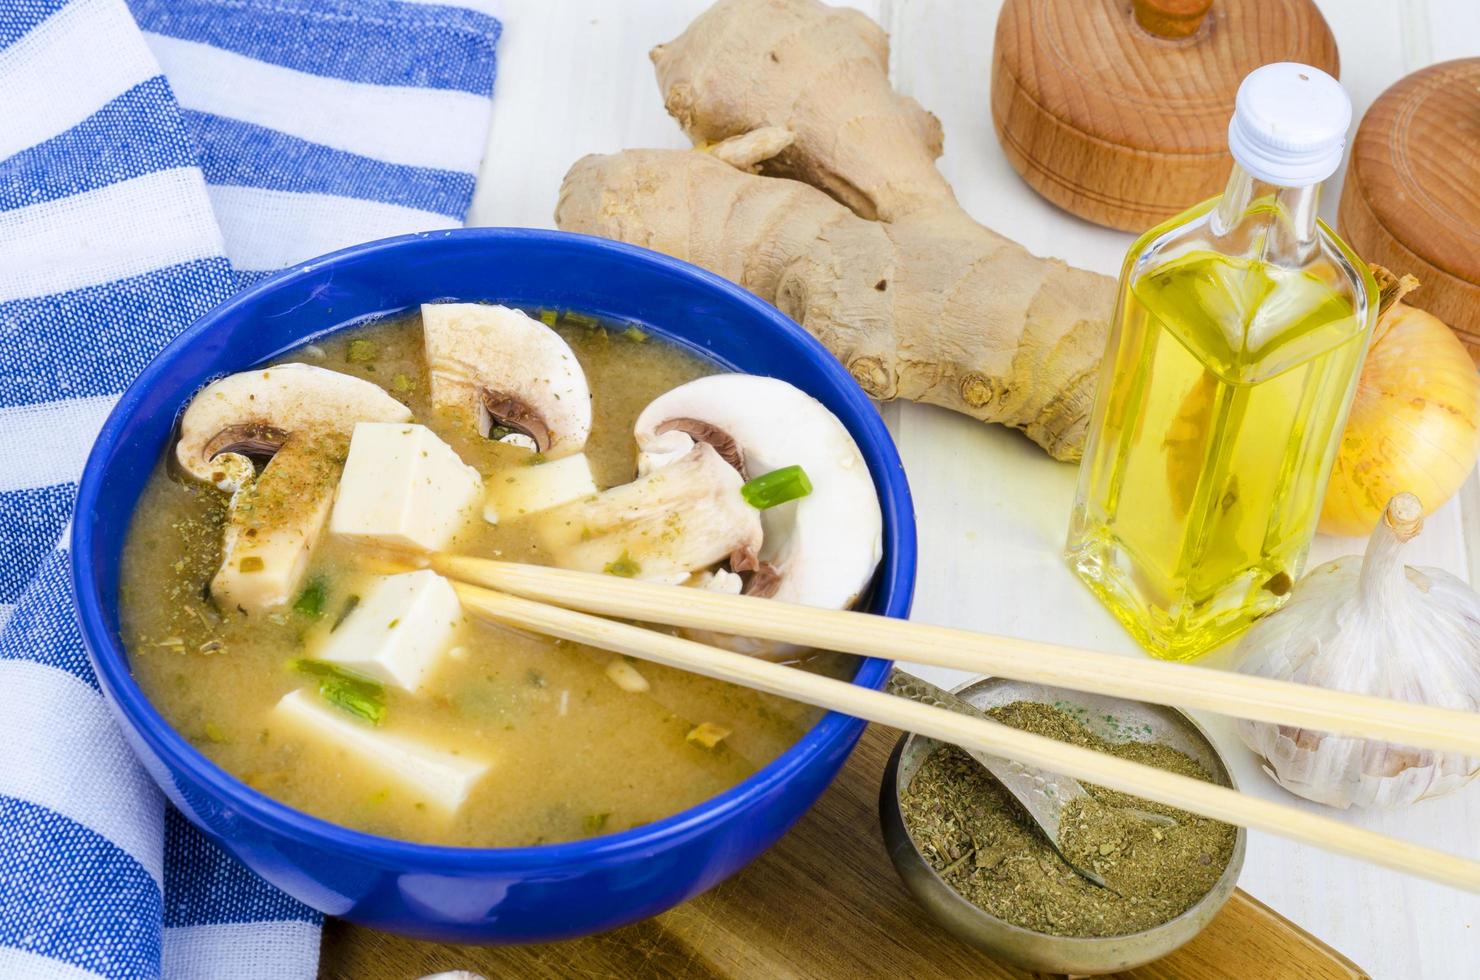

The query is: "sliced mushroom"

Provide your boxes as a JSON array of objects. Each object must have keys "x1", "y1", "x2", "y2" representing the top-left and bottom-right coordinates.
[
  {"x1": 535, "y1": 442, "x2": 762, "y2": 584},
  {"x1": 421, "y1": 303, "x2": 592, "y2": 458},
  {"x1": 634, "y1": 375, "x2": 884, "y2": 658},
  {"x1": 175, "y1": 364, "x2": 411, "y2": 613}
]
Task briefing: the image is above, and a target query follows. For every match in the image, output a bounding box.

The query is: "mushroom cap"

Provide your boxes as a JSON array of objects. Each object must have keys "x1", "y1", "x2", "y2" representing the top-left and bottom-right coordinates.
[
  {"x1": 634, "y1": 374, "x2": 884, "y2": 616},
  {"x1": 175, "y1": 363, "x2": 411, "y2": 483},
  {"x1": 422, "y1": 303, "x2": 592, "y2": 458}
]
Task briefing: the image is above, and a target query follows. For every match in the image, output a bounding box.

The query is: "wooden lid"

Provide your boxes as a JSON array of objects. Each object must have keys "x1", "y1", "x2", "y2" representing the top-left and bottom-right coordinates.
[
  {"x1": 991, "y1": 0, "x2": 1339, "y2": 231},
  {"x1": 1339, "y1": 58, "x2": 1480, "y2": 357}
]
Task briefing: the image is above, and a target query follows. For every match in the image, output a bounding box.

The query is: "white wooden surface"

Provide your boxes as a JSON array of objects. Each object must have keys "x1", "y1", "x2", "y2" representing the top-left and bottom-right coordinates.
[{"x1": 469, "y1": 2, "x2": 1480, "y2": 976}]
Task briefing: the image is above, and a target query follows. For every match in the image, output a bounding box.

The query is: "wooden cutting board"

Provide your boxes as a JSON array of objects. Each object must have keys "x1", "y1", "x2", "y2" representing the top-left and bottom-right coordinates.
[{"x1": 319, "y1": 724, "x2": 1367, "y2": 979}]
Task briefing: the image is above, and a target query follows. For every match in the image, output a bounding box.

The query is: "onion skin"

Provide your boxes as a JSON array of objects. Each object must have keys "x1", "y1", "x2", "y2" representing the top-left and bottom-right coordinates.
[{"x1": 1320, "y1": 302, "x2": 1480, "y2": 537}]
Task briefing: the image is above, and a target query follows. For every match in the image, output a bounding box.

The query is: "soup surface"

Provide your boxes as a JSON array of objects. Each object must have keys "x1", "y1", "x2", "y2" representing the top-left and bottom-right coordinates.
[{"x1": 121, "y1": 311, "x2": 850, "y2": 847}]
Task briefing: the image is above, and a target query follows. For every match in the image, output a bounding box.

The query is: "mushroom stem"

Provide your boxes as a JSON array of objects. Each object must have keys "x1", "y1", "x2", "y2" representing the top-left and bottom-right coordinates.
[{"x1": 536, "y1": 443, "x2": 762, "y2": 583}]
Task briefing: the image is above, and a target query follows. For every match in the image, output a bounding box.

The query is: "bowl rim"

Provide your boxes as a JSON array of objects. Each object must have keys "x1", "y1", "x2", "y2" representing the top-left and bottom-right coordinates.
[{"x1": 71, "y1": 227, "x2": 918, "y2": 872}]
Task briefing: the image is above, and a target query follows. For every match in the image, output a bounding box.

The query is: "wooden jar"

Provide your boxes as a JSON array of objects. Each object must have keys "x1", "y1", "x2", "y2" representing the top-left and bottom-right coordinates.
[
  {"x1": 991, "y1": 0, "x2": 1339, "y2": 232},
  {"x1": 1339, "y1": 59, "x2": 1480, "y2": 363}
]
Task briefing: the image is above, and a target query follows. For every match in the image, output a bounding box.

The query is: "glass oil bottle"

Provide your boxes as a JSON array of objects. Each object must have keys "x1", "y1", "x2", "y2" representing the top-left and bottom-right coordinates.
[{"x1": 1066, "y1": 64, "x2": 1378, "y2": 661}]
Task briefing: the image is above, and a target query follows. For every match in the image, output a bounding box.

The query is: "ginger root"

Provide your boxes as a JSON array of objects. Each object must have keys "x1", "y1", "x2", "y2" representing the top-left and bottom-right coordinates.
[{"x1": 555, "y1": 0, "x2": 1115, "y2": 460}]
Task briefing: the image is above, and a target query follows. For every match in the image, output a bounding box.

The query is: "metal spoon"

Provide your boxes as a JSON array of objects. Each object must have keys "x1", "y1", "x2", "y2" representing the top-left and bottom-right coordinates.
[{"x1": 886, "y1": 669, "x2": 1174, "y2": 889}]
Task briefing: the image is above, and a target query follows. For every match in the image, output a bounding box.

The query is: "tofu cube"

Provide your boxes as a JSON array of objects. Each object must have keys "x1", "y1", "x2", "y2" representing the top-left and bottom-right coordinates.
[
  {"x1": 483, "y1": 452, "x2": 597, "y2": 524},
  {"x1": 314, "y1": 570, "x2": 462, "y2": 692},
  {"x1": 330, "y1": 422, "x2": 483, "y2": 552},
  {"x1": 214, "y1": 489, "x2": 335, "y2": 614},
  {"x1": 213, "y1": 443, "x2": 336, "y2": 614},
  {"x1": 272, "y1": 689, "x2": 488, "y2": 815}
]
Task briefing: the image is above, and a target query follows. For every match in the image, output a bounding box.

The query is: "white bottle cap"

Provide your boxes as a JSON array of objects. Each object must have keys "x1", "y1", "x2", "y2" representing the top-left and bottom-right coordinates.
[{"x1": 1227, "y1": 63, "x2": 1352, "y2": 187}]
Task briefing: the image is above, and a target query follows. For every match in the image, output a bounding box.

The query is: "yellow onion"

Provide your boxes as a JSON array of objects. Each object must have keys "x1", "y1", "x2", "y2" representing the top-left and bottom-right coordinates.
[{"x1": 1320, "y1": 280, "x2": 1480, "y2": 537}]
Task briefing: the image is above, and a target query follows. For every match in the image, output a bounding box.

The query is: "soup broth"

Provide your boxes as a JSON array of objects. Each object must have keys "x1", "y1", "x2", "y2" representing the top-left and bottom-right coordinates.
[{"x1": 121, "y1": 311, "x2": 851, "y2": 847}]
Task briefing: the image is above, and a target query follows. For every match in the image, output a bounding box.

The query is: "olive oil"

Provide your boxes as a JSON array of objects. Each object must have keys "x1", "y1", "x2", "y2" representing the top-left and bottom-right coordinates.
[
  {"x1": 1067, "y1": 251, "x2": 1368, "y2": 659},
  {"x1": 1066, "y1": 64, "x2": 1376, "y2": 660}
]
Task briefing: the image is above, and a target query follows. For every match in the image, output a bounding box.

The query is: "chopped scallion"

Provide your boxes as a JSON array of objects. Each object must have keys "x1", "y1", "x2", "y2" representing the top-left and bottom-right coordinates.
[
  {"x1": 346, "y1": 339, "x2": 378, "y2": 363},
  {"x1": 741, "y1": 465, "x2": 813, "y2": 509},
  {"x1": 293, "y1": 578, "x2": 328, "y2": 619},
  {"x1": 292, "y1": 658, "x2": 386, "y2": 725}
]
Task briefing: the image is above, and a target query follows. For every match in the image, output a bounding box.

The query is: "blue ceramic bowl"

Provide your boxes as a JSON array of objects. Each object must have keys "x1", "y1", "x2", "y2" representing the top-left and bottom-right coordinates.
[{"x1": 72, "y1": 229, "x2": 917, "y2": 942}]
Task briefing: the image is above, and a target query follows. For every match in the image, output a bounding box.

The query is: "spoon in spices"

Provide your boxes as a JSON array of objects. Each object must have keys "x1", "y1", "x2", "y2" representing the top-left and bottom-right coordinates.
[{"x1": 886, "y1": 670, "x2": 1174, "y2": 890}]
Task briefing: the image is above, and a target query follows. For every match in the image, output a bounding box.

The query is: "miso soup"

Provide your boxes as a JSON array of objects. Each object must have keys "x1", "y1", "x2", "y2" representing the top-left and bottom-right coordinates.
[{"x1": 121, "y1": 306, "x2": 873, "y2": 847}]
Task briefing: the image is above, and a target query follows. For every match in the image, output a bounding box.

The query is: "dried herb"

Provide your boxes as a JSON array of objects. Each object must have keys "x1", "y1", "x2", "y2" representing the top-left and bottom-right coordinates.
[
  {"x1": 562, "y1": 310, "x2": 600, "y2": 330},
  {"x1": 901, "y1": 701, "x2": 1236, "y2": 938},
  {"x1": 603, "y1": 552, "x2": 642, "y2": 578}
]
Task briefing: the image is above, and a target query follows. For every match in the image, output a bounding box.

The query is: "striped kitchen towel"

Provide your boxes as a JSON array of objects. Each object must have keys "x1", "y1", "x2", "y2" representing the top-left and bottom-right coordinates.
[{"x1": 0, "y1": 1, "x2": 501, "y2": 977}]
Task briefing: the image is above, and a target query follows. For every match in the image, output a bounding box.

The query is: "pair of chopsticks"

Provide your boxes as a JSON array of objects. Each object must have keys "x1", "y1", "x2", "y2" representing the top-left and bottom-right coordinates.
[{"x1": 433, "y1": 554, "x2": 1480, "y2": 893}]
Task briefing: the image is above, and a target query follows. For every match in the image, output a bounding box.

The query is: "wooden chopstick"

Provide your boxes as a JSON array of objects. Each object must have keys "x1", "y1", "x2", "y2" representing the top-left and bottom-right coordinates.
[
  {"x1": 450, "y1": 579, "x2": 1480, "y2": 893},
  {"x1": 432, "y1": 555, "x2": 1480, "y2": 760}
]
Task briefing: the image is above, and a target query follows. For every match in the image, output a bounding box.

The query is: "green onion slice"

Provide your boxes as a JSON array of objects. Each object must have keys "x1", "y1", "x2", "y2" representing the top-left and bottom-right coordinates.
[
  {"x1": 741, "y1": 465, "x2": 813, "y2": 510},
  {"x1": 292, "y1": 659, "x2": 386, "y2": 725},
  {"x1": 292, "y1": 578, "x2": 327, "y2": 619}
]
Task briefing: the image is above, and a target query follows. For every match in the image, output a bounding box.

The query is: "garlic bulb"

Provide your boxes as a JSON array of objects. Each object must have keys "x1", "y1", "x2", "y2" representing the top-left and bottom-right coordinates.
[
  {"x1": 1236, "y1": 493, "x2": 1480, "y2": 808},
  {"x1": 1320, "y1": 272, "x2": 1480, "y2": 536}
]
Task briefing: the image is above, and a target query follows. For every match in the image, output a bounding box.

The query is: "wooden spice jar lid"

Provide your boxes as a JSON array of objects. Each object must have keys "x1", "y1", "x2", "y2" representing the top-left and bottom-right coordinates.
[
  {"x1": 991, "y1": 0, "x2": 1339, "y2": 232},
  {"x1": 1339, "y1": 58, "x2": 1480, "y2": 363}
]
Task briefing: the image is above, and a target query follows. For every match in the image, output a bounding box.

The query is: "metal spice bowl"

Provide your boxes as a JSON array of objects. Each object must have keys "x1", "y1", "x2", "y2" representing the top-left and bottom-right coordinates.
[{"x1": 879, "y1": 677, "x2": 1246, "y2": 976}]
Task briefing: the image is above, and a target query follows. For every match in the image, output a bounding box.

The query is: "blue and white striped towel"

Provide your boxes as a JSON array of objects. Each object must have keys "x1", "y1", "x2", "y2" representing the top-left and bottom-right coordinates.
[{"x1": 0, "y1": 1, "x2": 502, "y2": 976}]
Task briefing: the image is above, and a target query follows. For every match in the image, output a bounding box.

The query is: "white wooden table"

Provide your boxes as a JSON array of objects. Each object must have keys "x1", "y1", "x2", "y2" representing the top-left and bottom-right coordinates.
[{"x1": 469, "y1": 2, "x2": 1480, "y2": 976}]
